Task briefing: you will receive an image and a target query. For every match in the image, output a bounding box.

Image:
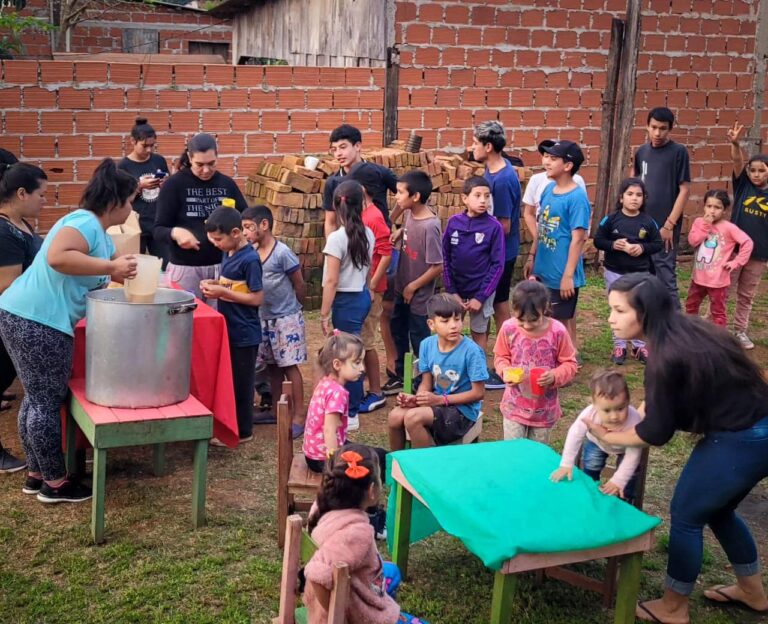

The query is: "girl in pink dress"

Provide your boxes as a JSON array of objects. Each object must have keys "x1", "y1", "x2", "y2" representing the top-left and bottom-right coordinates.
[{"x1": 493, "y1": 280, "x2": 578, "y2": 442}]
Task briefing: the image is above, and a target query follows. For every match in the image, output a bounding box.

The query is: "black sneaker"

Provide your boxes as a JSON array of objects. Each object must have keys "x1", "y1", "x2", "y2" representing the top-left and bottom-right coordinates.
[
  {"x1": 22, "y1": 475, "x2": 43, "y2": 495},
  {"x1": 382, "y1": 375, "x2": 403, "y2": 396},
  {"x1": 37, "y1": 479, "x2": 92, "y2": 504},
  {"x1": 485, "y1": 370, "x2": 506, "y2": 390},
  {"x1": 0, "y1": 448, "x2": 26, "y2": 474}
]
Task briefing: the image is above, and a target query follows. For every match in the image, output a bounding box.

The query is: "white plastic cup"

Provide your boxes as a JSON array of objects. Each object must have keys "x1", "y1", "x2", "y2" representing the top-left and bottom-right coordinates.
[{"x1": 304, "y1": 156, "x2": 320, "y2": 171}]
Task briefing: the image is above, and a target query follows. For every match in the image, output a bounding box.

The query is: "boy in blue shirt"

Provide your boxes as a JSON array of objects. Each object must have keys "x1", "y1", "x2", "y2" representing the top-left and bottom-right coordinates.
[
  {"x1": 201, "y1": 207, "x2": 263, "y2": 445},
  {"x1": 387, "y1": 293, "x2": 487, "y2": 450},
  {"x1": 526, "y1": 140, "x2": 591, "y2": 356}
]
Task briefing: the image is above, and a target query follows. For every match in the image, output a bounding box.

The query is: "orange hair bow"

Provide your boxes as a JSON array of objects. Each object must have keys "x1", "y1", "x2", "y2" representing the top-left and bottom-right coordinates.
[{"x1": 340, "y1": 450, "x2": 370, "y2": 479}]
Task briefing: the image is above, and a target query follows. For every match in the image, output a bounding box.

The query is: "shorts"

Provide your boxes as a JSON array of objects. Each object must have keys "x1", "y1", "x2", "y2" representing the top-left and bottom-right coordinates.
[
  {"x1": 257, "y1": 310, "x2": 308, "y2": 368},
  {"x1": 429, "y1": 405, "x2": 474, "y2": 445},
  {"x1": 503, "y1": 419, "x2": 552, "y2": 442},
  {"x1": 468, "y1": 294, "x2": 495, "y2": 334},
  {"x1": 493, "y1": 258, "x2": 517, "y2": 305},
  {"x1": 384, "y1": 250, "x2": 399, "y2": 302},
  {"x1": 548, "y1": 287, "x2": 579, "y2": 320},
  {"x1": 361, "y1": 292, "x2": 384, "y2": 351}
]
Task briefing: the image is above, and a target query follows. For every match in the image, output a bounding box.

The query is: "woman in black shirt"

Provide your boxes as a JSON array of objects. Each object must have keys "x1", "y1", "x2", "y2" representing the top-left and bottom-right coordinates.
[
  {"x1": 0, "y1": 160, "x2": 47, "y2": 473},
  {"x1": 591, "y1": 273, "x2": 768, "y2": 623}
]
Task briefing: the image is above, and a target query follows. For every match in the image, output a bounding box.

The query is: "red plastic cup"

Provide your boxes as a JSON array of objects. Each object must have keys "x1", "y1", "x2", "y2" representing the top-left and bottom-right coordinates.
[{"x1": 530, "y1": 367, "x2": 547, "y2": 396}]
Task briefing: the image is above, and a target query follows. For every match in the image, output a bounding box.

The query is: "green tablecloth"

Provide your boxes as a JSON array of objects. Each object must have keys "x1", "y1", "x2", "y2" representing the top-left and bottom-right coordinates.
[{"x1": 386, "y1": 439, "x2": 661, "y2": 570}]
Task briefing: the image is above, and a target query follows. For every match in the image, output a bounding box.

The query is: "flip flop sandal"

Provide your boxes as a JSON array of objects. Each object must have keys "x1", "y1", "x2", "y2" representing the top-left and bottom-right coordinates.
[
  {"x1": 704, "y1": 585, "x2": 768, "y2": 612},
  {"x1": 0, "y1": 400, "x2": 11, "y2": 411},
  {"x1": 252, "y1": 411, "x2": 277, "y2": 425},
  {"x1": 636, "y1": 602, "x2": 689, "y2": 624}
]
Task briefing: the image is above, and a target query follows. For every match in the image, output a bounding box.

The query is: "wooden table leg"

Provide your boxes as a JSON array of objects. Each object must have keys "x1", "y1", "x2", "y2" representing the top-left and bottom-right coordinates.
[
  {"x1": 191, "y1": 438, "x2": 208, "y2": 529},
  {"x1": 65, "y1": 409, "x2": 77, "y2": 475},
  {"x1": 92, "y1": 447, "x2": 107, "y2": 544},
  {"x1": 614, "y1": 551, "x2": 643, "y2": 624},
  {"x1": 153, "y1": 443, "x2": 166, "y2": 477},
  {"x1": 490, "y1": 571, "x2": 517, "y2": 624},
  {"x1": 391, "y1": 481, "x2": 413, "y2": 580}
]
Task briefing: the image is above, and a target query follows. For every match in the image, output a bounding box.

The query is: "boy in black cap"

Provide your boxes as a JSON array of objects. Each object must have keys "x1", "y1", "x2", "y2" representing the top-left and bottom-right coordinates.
[{"x1": 525, "y1": 140, "x2": 591, "y2": 356}]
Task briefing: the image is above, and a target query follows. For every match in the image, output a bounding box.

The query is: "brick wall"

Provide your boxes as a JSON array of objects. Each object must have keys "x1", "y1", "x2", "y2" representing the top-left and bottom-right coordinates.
[
  {"x1": 394, "y1": 0, "x2": 767, "y2": 231},
  {"x1": 12, "y1": 0, "x2": 232, "y2": 58},
  {"x1": 0, "y1": 61, "x2": 384, "y2": 230}
]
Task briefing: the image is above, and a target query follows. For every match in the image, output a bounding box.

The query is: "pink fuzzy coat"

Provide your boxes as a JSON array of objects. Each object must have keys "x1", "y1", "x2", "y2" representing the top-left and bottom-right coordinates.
[{"x1": 303, "y1": 509, "x2": 400, "y2": 624}]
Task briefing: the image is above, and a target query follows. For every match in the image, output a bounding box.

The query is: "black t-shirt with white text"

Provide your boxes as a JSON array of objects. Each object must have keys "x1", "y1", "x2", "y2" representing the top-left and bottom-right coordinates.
[
  {"x1": 117, "y1": 154, "x2": 169, "y2": 234},
  {"x1": 154, "y1": 168, "x2": 248, "y2": 267},
  {"x1": 731, "y1": 169, "x2": 768, "y2": 260}
]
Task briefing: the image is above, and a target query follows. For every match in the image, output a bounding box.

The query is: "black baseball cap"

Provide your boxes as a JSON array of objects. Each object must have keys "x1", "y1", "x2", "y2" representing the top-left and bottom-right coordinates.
[
  {"x1": 537, "y1": 140, "x2": 555, "y2": 154},
  {"x1": 540, "y1": 140, "x2": 585, "y2": 168}
]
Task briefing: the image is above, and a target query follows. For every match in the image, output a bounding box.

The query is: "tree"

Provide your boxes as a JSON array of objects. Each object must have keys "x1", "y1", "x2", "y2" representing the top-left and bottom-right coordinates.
[
  {"x1": 0, "y1": 0, "x2": 53, "y2": 57},
  {"x1": 49, "y1": 0, "x2": 127, "y2": 52}
]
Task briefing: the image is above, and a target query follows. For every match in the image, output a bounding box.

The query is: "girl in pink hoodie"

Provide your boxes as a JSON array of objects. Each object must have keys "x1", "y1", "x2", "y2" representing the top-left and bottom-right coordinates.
[{"x1": 303, "y1": 444, "x2": 427, "y2": 624}]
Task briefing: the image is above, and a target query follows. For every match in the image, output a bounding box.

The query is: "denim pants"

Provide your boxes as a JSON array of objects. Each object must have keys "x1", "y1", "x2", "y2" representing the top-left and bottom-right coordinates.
[
  {"x1": 390, "y1": 295, "x2": 431, "y2": 378},
  {"x1": 331, "y1": 289, "x2": 371, "y2": 417},
  {"x1": 580, "y1": 439, "x2": 638, "y2": 504},
  {"x1": 666, "y1": 415, "x2": 768, "y2": 595},
  {"x1": 651, "y1": 240, "x2": 680, "y2": 310}
]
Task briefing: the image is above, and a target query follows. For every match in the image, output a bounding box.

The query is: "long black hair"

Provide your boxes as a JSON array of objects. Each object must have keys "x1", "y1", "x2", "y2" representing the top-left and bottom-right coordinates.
[
  {"x1": 609, "y1": 273, "x2": 768, "y2": 415},
  {"x1": 333, "y1": 180, "x2": 370, "y2": 270},
  {"x1": 80, "y1": 158, "x2": 138, "y2": 216},
  {"x1": 616, "y1": 177, "x2": 647, "y2": 212},
  {"x1": 307, "y1": 443, "x2": 380, "y2": 535},
  {"x1": 0, "y1": 162, "x2": 47, "y2": 204}
]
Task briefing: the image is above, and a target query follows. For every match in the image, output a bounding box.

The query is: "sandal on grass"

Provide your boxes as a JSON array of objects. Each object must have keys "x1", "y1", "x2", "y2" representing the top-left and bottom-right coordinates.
[
  {"x1": 703, "y1": 585, "x2": 768, "y2": 612},
  {"x1": 636, "y1": 602, "x2": 689, "y2": 624}
]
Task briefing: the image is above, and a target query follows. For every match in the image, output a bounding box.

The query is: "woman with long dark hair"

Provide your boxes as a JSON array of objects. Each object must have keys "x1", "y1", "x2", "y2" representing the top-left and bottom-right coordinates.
[
  {"x1": 0, "y1": 159, "x2": 47, "y2": 473},
  {"x1": 117, "y1": 117, "x2": 170, "y2": 264},
  {"x1": 0, "y1": 158, "x2": 138, "y2": 503},
  {"x1": 590, "y1": 273, "x2": 768, "y2": 623},
  {"x1": 320, "y1": 180, "x2": 374, "y2": 428}
]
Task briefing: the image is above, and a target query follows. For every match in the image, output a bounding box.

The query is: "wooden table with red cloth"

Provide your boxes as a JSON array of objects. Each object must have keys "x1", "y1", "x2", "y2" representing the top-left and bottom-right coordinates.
[{"x1": 71, "y1": 296, "x2": 240, "y2": 448}]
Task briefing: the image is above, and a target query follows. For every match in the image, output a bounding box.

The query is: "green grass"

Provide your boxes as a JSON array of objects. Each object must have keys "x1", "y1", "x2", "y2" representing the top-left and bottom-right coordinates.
[{"x1": 1, "y1": 266, "x2": 766, "y2": 623}]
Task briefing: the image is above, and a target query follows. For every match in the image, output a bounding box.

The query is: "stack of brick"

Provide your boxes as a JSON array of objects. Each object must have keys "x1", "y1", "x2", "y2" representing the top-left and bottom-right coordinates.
[{"x1": 244, "y1": 146, "x2": 532, "y2": 310}]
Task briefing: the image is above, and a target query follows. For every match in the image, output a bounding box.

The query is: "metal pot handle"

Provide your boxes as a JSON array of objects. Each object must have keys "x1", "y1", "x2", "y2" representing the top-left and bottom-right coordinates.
[{"x1": 167, "y1": 303, "x2": 197, "y2": 316}]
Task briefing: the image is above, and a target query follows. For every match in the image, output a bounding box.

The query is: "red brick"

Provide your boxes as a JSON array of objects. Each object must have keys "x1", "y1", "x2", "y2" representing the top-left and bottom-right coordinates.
[
  {"x1": 264, "y1": 66, "x2": 293, "y2": 87},
  {"x1": 547, "y1": 72, "x2": 570, "y2": 88},
  {"x1": 126, "y1": 88, "x2": 156, "y2": 108},
  {"x1": 396, "y1": 1, "x2": 417, "y2": 22},
  {"x1": 56, "y1": 183, "x2": 88, "y2": 206},
  {"x1": 515, "y1": 50, "x2": 539, "y2": 68},
  {"x1": 436, "y1": 88, "x2": 461, "y2": 107},
  {"x1": 40, "y1": 111, "x2": 75, "y2": 134},
  {"x1": 39, "y1": 159, "x2": 73, "y2": 182},
  {"x1": 234, "y1": 156, "x2": 263, "y2": 176},
  {"x1": 424, "y1": 69, "x2": 450, "y2": 86},
  {"x1": 110, "y1": 64, "x2": 141, "y2": 86},
  {"x1": 410, "y1": 88, "x2": 437, "y2": 106},
  {"x1": 423, "y1": 109, "x2": 448, "y2": 128},
  {"x1": 275, "y1": 133, "x2": 303, "y2": 153},
  {"x1": 494, "y1": 50, "x2": 515, "y2": 68},
  {"x1": 546, "y1": 11, "x2": 569, "y2": 28},
  {"x1": 511, "y1": 89, "x2": 535, "y2": 107},
  {"x1": 57, "y1": 136, "x2": 85, "y2": 158},
  {"x1": 530, "y1": 30, "x2": 554, "y2": 48},
  {"x1": 143, "y1": 65, "x2": 173, "y2": 86},
  {"x1": 500, "y1": 70, "x2": 524, "y2": 88},
  {"x1": 277, "y1": 89, "x2": 306, "y2": 108},
  {"x1": 486, "y1": 89, "x2": 509, "y2": 107},
  {"x1": 248, "y1": 133, "x2": 276, "y2": 155},
  {"x1": 232, "y1": 112, "x2": 260, "y2": 132},
  {"x1": 345, "y1": 69, "x2": 372, "y2": 87},
  {"x1": 330, "y1": 90, "x2": 357, "y2": 109},
  {"x1": 398, "y1": 110, "x2": 422, "y2": 130},
  {"x1": 201, "y1": 111, "x2": 231, "y2": 131},
  {"x1": 158, "y1": 90, "x2": 189, "y2": 109},
  {"x1": 570, "y1": 111, "x2": 592, "y2": 128},
  {"x1": 302, "y1": 133, "x2": 327, "y2": 152},
  {"x1": 75, "y1": 62, "x2": 108, "y2": 83},
  {"x1": 92, "y1": 135, "x2": 123, "y2": 156},
  {"x1": 449, "y1": 109, "x2": 474, "y2": 128},
  {"x1": 189, "y1": 90, "x2": 219, "y2": 109},
  {"x1": 290, "y1": 112, "x2": 317, "y2": 131},
  {"x1": 522, "y1": 71, "x2": 546, "y2": 89},
  {"x1": 75, "y1": 111, "x2": 108, "y2": 134},
  {"x1": 457, "y1": 27, "x2": 483, "y2": 45},
  {"x1": 445, "y1": 5, "x2": 470, "y2": 23},
  {"x1": 170, "y1": 111, "x2": 200, "y2": 132},
  {"x1": 292, "y1": 67, "x2": 321, "y2": 86},
  {"x1": 483, "y1": 27, "x2": 507, "y2": 45},
  {"x1": 0, "y1": 136, "x2": 21, "y2": 154},
  {"x1": 405, "y1": 23, "x2": 430, "y2": 44},
  {"x1": 471, "y1": 6, "x2": 496, "y2": 25},
  {"x1": 580, "y1": 90, "x2": 602, "y2": 107},
  {"x1": 0, "y1": 87, "x2": 21, "y2": 108},
  {"x1": 431, "y1": 27, "x2": 456, "y2": 45},
  {"x1": 467, "y1": 49, "x2": 492, "y2": 67},
  {"x1": 217, "y1": 90, "x2": 246, "y2": 109},
  {"x1": 59, "y1": 88, "x2": 92, "y2": 110},
  {"x1": 317, "y1": 111, "x2": 345, "y2": 131},
  {"x1": 535, "y1": 90, "x2": 559, "y2": 107},
  {"x1": 261, "y1": 111, "x2": 289, "y2": 132},
  {"x1": 520, "y1": 9, "x2": 547, "y2": 27},
  {"x1": 448, "y1": 69, "x2": 473, "y2": 87},
  {"x1": 6, "y1": 111, "x2": 39, "y2": 134},
  {"x1": 23, "y1": 135, "x2": 56, "y2": 158},
  {"x1": 462, "y1": 89, "x2": 486, "y2": 107},
  {"x1": 496, "y1": 9, "x2": 520, "y2": 26},
  {"x1": 499, "y1": 110, "x2": 523, "y2": 127},
  {"x1": 475, "y1": 69, "x2": 499, "y2": 87},
  {"x1": 159, "y1": 134, "x2": 187, "y2": 156},
  {"x1": 174, "y1": 65, "x2": 205, "y2": 85},
  {"x1": 439, "y1": 129, "x2": 466, "y2": 148},
  {"x1": 358, "y1": 90, "x2": 384, "y2": 109},
  {"x1": 214, "y1": 133, "x2": 245, "y2": 154},
  {"x1": 306, "y1": 89, "x2": 333, "y2": 109},
  {"x1": 207, "y1": 65, "x2": 236, "y2": 86},
  {"x1": 441, "y1": 47, "x2": 466, "y2": 66},
  {"x1": 3, "y1": 60, "x2": 39, "y2": 84},
  {"x1": 419, "y1": 3, "x2": 443, "y2": 21}
]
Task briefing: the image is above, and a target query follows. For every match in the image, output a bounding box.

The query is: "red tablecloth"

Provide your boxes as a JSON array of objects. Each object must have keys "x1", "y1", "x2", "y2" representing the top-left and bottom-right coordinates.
[{"x1": 72, "y1": 296, "x2": 239, "y2": 448}]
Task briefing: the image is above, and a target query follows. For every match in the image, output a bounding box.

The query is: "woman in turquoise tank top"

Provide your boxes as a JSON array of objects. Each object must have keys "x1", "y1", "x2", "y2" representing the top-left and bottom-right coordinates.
[{"x1": 0, "y1": 158, "x2": 139, "y2": 504}]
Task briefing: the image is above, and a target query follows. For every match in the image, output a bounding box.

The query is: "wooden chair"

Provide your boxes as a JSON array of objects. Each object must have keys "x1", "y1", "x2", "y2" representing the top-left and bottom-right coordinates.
[
  {"x1": 540, "y1": 446, "x2": 651, "y2": 607},
  {"x1": 277, "y1": 380, "x2": 322, "y2": 548},
  {"x1": 275, "y1": 514, "x2": 350, "y2": 624},
  {"x1": 402, "y1": 352, "x2": 483, "y2": 446}
]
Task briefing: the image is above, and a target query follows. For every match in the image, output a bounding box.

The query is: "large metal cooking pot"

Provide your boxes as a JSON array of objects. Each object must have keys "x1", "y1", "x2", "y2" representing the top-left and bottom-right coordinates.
[{"x1": 85, "y1": 288, "x2": 197, "y2": 408}]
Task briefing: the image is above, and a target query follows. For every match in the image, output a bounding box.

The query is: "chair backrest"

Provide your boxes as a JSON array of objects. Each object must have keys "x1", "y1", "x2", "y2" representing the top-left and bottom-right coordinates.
[{"x1": 276, "y1": 514, "x2": 350, "y2": 624}]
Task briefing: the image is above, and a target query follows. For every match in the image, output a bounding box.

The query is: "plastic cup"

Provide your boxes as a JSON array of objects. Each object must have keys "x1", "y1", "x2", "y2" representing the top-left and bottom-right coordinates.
[
  {"x1": 304, "y1": 156, "x2": 320, "y2": 171},
  {"x1": 530, "y1": 367, "x2": 547, "y2": 396},
  {"x1": 125, "y1": 254, "x2": 162, "y2": 303}
]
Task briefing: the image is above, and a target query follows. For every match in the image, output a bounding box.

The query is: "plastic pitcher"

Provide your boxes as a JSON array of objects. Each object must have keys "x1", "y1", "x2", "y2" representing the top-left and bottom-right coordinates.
[{"x1": 125, "y1": 254, "x2": 162, "y2": 303}]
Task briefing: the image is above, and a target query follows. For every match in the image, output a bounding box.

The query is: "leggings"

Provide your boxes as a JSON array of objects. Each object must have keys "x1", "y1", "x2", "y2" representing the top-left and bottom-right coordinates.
[
  {"x1": 0, "y1": 310, "x2": 73, "y2": 481},
  {"x1": 666, "y1": 415, "x2": 768, "y2": 595}
]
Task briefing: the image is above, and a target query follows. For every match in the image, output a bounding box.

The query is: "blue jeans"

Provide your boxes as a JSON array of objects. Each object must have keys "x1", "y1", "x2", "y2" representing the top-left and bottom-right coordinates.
[
  {"x1": 666, "y1": 415, "x2": 768, "y2": 595},
  {"x1": 580, "y1": 439, "x2": 638, "y2": 505},
  {"x1": 390, "y1": 295, "x2": 431, "y2": 378},
  {"x1": 331, "y1": 289, "x2": 371, "y2": 417}
]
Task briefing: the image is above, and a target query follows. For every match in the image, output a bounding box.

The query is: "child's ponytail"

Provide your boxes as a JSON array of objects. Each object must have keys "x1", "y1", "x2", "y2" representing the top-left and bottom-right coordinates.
[
  {"x1": 80, "y1": 158, "x2": 138, "y2": 216},
  {"x1": 333, "y1": 180, "x2": 369, "y2": 270},
  {"x1": 307, "y1": 443, "x2": 380, "y2": 535}
]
